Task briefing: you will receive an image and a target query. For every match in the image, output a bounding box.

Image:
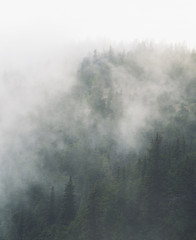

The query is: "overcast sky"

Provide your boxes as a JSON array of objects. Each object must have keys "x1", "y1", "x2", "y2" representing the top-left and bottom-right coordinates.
[{"x1": 0, "y1": 0, "x2": 195, "y2": 49}]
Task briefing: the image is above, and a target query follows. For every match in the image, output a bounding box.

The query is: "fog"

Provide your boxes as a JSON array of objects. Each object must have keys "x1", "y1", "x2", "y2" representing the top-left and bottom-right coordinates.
[
  {"x1": 0, "y1": 42, "x2": 194, "y2": 191},
  {"x1": 0, "y1": 39, "x2": 195, "y2": 239},
  {"x1": 0, "y1": 0, "x2": 195, "y2": 237}
]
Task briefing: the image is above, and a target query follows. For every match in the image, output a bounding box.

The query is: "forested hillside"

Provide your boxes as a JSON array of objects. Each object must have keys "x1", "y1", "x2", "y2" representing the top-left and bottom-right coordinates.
[{"x1": 1, "y1": 45, "x2": 196, "y2": 240}]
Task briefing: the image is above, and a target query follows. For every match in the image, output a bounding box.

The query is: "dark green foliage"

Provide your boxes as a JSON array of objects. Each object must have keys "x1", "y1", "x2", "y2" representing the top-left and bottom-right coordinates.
[{"x1": 6, "y1": 134, "x2": 196, "y2": 240}]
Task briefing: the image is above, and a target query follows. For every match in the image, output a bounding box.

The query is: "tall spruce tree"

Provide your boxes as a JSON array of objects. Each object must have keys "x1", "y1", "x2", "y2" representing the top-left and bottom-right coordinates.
[
  {"x1": 143, "y1": 133, "x2": 164, "y2": 223},
  {"x1": 61, "y1": 176, "x2": 76, "y2": 225}
]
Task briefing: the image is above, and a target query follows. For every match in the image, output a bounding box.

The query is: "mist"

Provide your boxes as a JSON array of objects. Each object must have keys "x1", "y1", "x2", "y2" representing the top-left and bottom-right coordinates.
[
  {"x1": 0, "y1": 40, "x2": 196, "y2": 239},
  {"x1": 0, "y1": 43, "x2": 190, "y2": 185}
]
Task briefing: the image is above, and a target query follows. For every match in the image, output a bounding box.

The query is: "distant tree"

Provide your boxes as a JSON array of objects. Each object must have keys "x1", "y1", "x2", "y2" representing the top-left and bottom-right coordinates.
[
  {"x1": 93, "y1": 49, "x2": 98, "y2": 62},
  {"x1": 86, "y1": 185, "x2": 103, "y2": 240},
  {"x1": 61, "y1": 176, "x2": 76, "y2": 225},
  {"x1": 48, "y1": 186, "x2": 55, "y2": 225},
  {"x1": 108, "y1": 46, "x2": 115, "y2": 62},
  {"x1": 143, "y1": 133, "x2": 164, "y2": 223}
]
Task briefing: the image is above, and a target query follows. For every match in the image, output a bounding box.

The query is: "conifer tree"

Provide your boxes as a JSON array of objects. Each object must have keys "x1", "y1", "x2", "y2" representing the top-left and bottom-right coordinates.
[
  {"x1": 61, "y1": 176, "x2": 76, "y2": 225},
  {"x1": 48, "y1": 186, "x2": 55, "y2": 225},
  {"x1": 86, "y1": 185, "x2": 103, "y2": 240},
  {"x1": 143, "y1": 133, "x2": 164, "y2": 224}
]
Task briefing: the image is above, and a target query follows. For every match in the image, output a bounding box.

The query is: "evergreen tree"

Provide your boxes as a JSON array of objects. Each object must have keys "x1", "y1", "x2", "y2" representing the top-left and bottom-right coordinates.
[
  {"x1": 48, "y1": 186, "x2": 55, "y2": 225},
  {"x1": 61, "y1": 176, "x2": 76, "y2": 225},
  {"x1": 142, "y1": 133, "x2": 165, "y2": 224},
  {"x1": 86, "y1": 185, "x2": 103, "y2": 240}
]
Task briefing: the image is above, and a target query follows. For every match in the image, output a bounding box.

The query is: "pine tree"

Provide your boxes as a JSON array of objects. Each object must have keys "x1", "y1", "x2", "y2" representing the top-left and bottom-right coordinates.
[
  {"x1": 86, "y1": 185, "x2": 103, "y2": 240},
  {"x1": 143, "y1": 133, "x2": 164, "y2": 224},
  {"x1": 48, "y1": 186, "x2": 55, "y2": 225},
  {"x1": 61, "y1": 176, "x2": 76, "y2": 225}
]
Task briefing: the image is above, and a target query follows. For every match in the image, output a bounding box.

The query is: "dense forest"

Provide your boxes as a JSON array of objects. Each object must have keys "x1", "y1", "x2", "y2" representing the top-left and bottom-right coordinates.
[{"x1": 1, "y1": 44, "x2": 196, "y2": 240}]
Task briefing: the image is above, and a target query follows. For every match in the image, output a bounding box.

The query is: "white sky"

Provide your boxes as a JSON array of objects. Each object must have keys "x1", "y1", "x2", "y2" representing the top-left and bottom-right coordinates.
[{"x1": 0, "y1": 0, "x2": 196, "y2": 49}]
